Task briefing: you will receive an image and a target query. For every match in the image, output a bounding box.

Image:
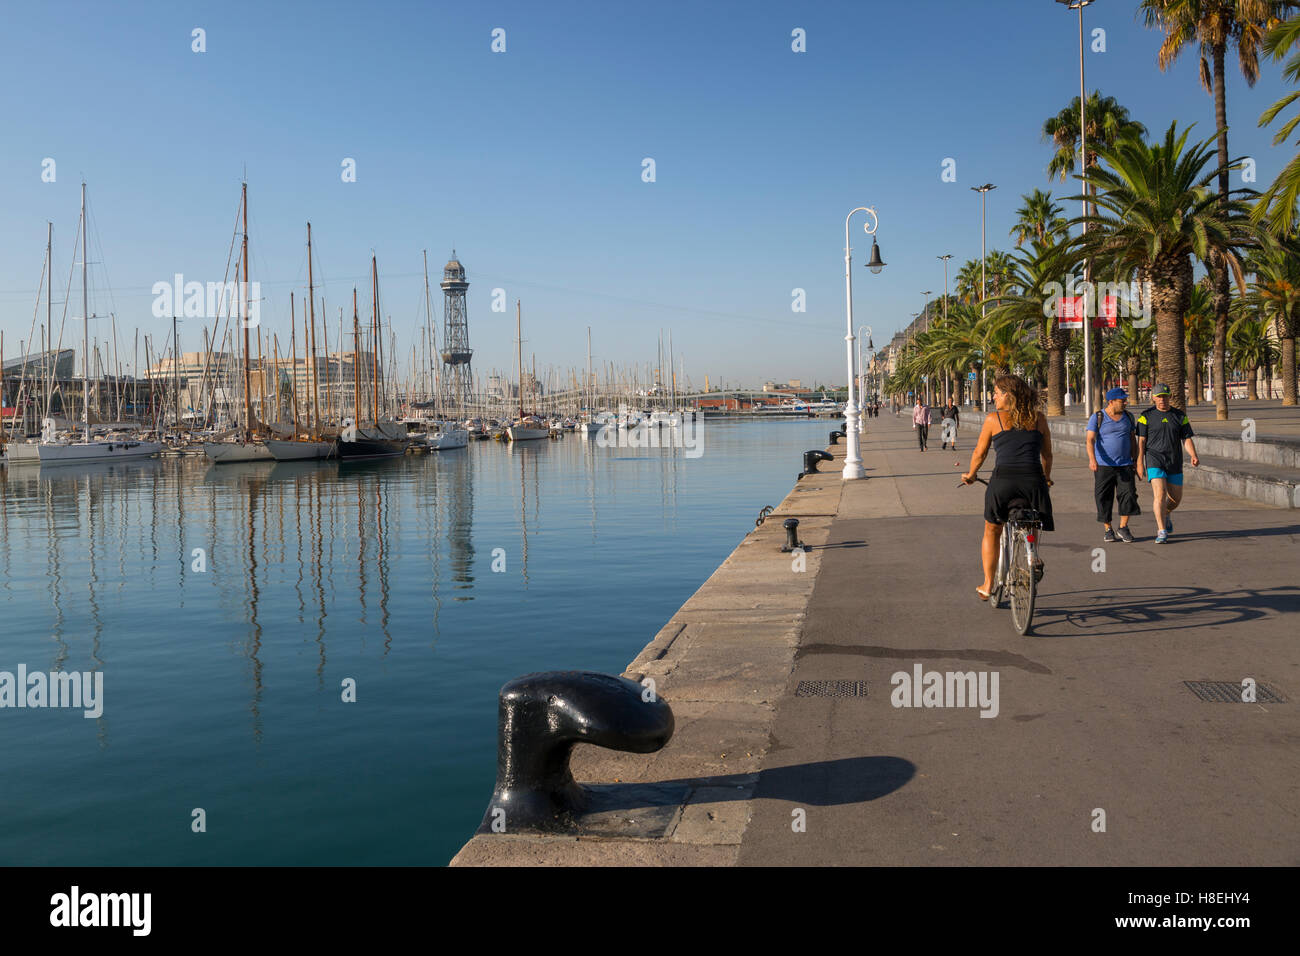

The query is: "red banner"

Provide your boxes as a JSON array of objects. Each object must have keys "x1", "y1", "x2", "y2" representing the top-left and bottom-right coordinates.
[
  {"x1": 1058, "y1": 296, "x2": 1084, "y2": 330},
  {"x1": 1094, "y1": 295, "x2": 1118, "y2": 329}
]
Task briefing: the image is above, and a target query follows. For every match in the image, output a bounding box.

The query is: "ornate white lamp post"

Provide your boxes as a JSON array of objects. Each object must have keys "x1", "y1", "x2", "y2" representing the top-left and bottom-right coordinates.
[{"x1": 843, "y1": 206, "x2": 885, "y2": 479}]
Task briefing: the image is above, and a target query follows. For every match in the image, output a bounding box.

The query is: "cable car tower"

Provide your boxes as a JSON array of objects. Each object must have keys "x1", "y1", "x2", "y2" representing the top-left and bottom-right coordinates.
[{"x1": 440, "y1": 251, "x2": 473, "y2": 416}]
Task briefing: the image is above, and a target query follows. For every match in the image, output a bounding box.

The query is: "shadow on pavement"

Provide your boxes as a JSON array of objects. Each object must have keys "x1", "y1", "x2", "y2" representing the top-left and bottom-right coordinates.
[{"x1": 1030, "y1": 585, "x2": 1300, "y2": 638}]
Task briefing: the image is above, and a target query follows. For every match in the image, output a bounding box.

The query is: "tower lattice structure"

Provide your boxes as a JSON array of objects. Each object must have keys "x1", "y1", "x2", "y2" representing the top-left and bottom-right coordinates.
[{"x1": 439, "y1": 251, "x2": 473, "y2": 416}]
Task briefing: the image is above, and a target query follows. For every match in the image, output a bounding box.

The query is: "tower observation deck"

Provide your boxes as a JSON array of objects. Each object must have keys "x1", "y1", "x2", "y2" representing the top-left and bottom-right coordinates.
[{"x1": 440, "y1": 251, "x2": 473, "y2": 415}]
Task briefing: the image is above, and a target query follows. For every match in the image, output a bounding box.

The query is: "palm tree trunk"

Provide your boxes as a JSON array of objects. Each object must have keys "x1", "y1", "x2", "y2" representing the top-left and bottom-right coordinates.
[
  {"x1": 1046, "y1": 348, "x2": 1064, "y2": 416},
  {"x1": 1247, "y1": 364, "x2": 1259, "y2": 400},
  {"x1": 1282, "y1": 335, "x2": 1297, "y2": 407},
  {"x1": 1212, "y1": 41, "x2": 1231, "y2": 421},
  {"x1": 1151, "y1": 256, "x2": 1190, "y2": 405},
  {"x1": 1126, "y1": 358, "x2": 1139, "y2": 402},
  {"x1": 1185, "y1": 346, "x2": 1199, "y2": 405}
]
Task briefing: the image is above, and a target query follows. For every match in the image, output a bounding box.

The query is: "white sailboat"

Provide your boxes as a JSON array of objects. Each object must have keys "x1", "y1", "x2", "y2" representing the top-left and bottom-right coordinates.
[
  {"x1": 39, "y1": 184, "x2": 161, "y2": 466},
  {"x1": 506, "y1": 301, "x2": 548, "y2": 442}
]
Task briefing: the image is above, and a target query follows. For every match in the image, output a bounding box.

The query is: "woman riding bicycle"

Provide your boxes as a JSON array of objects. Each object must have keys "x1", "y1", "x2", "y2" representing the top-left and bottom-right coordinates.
[{"x1": 961, "y1": 374, "x2": 1055, "y2": 601}]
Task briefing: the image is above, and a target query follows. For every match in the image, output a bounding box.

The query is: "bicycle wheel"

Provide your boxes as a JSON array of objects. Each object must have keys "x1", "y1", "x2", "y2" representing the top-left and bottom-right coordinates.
[
  {"x1": 1009, "y1": 529, "x2": 1036, "y2": 635},
  {"x1": 990, "y1": 526, "x2": 1007, "y2": 610}
]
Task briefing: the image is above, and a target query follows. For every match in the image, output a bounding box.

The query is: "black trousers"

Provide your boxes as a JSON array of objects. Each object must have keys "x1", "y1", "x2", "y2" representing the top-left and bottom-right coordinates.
[
  {"x1": 1095, "y1": 465, "x2": 1140, "y2": 524},
  {"x1": 916, "y1": 424, "x2": 928, "y2": 449}
]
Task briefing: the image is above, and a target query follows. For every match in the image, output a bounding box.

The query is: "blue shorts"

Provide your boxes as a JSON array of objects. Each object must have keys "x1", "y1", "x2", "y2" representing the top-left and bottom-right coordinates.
[{"x1": 1146, "y1": 467, "x2": 1183, "y2": 485}]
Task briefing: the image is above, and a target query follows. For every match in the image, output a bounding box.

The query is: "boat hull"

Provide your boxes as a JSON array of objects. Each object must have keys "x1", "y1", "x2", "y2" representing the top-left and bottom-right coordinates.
[
  {"x1": 428, "y1": 429, "x2": 469, "y2": 450},
  {"x1": 266, "y1": 439, "x2": 334, "y2": 461},
  {"x1": 38, "y1": 440, "x2": 163, "y2": 465},
  {"x1": 506, "y1": 427, "x2": 549, "y2": 442},
  {"x1": 337, "y1": 438, "x2": 406, "y2": 460},
  {"x1": 204, "y1": 441, "x2": 275, "y2": 463}
]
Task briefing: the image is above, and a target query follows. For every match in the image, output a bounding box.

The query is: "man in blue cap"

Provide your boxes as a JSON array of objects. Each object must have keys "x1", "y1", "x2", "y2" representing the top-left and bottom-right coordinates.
[
  {"x1": 1087, "y1": 387, "x2": 1140, "y2": 542},
  {"x1": 1137, "y1": 383, "x2": 1200, "y2": 544}
]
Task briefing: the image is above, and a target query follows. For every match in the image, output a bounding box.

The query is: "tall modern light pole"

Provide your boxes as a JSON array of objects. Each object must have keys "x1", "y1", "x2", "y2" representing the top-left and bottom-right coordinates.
[
  {"x1": 843, "y1": 206, "x2": 885, "y2": 480},
  {"x1": 971, "y1": 183, "x2": 996, "y2": 411},
  {"x1": 1059, "y1": 0, "x2": 1095, "y2": 417},
  {"x1": 938, "y1": 254, "x2": 953, "y2": 404}
]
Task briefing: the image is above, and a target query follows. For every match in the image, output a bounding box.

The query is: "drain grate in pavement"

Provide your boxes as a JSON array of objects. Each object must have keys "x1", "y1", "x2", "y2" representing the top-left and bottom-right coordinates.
[
  {"x1": 1183, "y1": 680, "x2": 1287, "y2": 703},
  {"x1": 795, "y1": 679, "x2": 867, "y2": 698}
]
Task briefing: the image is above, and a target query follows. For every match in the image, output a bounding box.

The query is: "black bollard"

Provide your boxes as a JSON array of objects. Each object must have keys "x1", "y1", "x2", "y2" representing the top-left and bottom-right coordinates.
[
  {"x1": 802, "y1": 449, "x2": 834, "y2": 474},
  {"x1": 829, "y1": 430, "x2": 846, "y2": 445},
  {"x1": 478, "y1": 671, "x2": 674, "y2": 834},
  {"x1": 781, "y1": 517, "x2": 806, "y2": 553}
]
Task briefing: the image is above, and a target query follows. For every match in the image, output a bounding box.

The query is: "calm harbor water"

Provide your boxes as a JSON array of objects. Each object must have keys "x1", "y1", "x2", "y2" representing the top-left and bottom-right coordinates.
[{"x1": 0, "y1": 418, "x2": 833, "y2": 865}]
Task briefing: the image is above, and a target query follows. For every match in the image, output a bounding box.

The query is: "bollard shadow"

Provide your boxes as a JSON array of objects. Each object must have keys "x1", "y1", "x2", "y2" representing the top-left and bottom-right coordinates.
[
  {"x1": 578, "y1": 754, "x2": 915, "y2": 827},
  {"x1": 1166, "y1": 524, "x2": 1300, "y2": 542},
  {"x1": 814, "y1": 539, "x2": 867, "y2": 550},
  {"x1": 1030, "y1": 585, "x2": 1300, "y2": 638}
]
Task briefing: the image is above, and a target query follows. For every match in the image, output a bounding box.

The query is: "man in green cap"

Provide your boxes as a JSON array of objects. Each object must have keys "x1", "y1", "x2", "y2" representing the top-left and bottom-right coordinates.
[{"x1": 1136, "y1": 384, "x2": 1200, "y2": 544}]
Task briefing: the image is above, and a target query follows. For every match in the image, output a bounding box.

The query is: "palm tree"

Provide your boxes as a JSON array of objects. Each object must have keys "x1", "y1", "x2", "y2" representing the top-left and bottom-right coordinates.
[
  {"x1": 1256, "y1": 14, "x2": 1300, "y2": 233},
  {"x1": 955, "y1": 258, "x2": 983, "y2": 304},
  {"x1": 1070, "y1": 122, "x2": 1259, "y2": 406},
  {"x1": 1043, "y1": 91, "x2": 1146, "y2": 410},
  {"x1": 984, "y1": 242, "x2": 1072, "y2": 414},
  {"x1": 1244, "y1": 236, "x2": 1300, "y2": 403},
  {"x1": 1011, "y1": 190, "x2": 1067, "y2": 247},
  {"x1": 1140, "y1": 0, "x2": 1290, "y2": 420},
  {"x1": 1043, "y1": 92, "x2": 1147, "y2": 181},
  {"x1": 1105, "y1": 319, "x2": 1157, "y2": 401},
  {"x1": 1184, "y1": 282, "x2": 1216, "y2": 404},
  {"x1": 984, "y1": 250, "x2": 1017, "y2": 297},
  {"x1": 1229, "y1": 310, "x2": 1279, "y2": 397}
]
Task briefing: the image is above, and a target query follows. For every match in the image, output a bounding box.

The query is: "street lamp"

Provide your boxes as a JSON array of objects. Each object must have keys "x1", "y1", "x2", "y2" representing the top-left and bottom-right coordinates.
[
  {"x1": 843, "y1": 206, "x2": 885, "y2": 480},
  {"x1": 1058, "y1": 0, "x2": 1096, "y2": 417},
  {"x1": 971, "y1": 183, "x2": 996, "y2": 411},
  {"x1": 938, "y1": 254, "x2": 953, "y2": 405},
  {"x1": 857, "y1": 325, "x2": 873, "y2": 432}
]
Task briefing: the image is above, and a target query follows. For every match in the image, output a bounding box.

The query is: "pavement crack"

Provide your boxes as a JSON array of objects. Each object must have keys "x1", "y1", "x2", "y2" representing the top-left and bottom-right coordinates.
[{"x1": 795, "y1": 643, "x2": 1052, "y2": 674}]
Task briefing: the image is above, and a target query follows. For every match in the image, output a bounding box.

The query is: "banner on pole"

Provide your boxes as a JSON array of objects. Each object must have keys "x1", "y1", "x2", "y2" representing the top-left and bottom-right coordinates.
[
  {"x1": 1057, "y1": 295, "x2": 1084, "y2": 330},
  {"x1": 1094, "y1": 295, "x2": 1118, "y2": 329}
]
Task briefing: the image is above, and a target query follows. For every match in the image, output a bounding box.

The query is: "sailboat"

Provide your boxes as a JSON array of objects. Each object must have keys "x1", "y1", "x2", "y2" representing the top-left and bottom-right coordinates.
[
  {"x1": 38, "y1": 184, "x2": 162, "y2": 465},
  {"x1": 268, "y1": 223, "x2": 334, "y2": 461},
  {"x1": 505, "y1": 301, "x2": 548, "y2": 442},
  {"x1": 337, "y1": 266, "x2": 406, "y2": 460},
  {"x1": 205, "y1": 182, "x2": 273, "y2": 463},
  {"x1": 579, "y1": 326, "x2": 602, "y2": 440}
]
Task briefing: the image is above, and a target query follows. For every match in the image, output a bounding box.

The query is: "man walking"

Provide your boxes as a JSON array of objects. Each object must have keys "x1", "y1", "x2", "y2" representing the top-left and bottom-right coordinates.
[
  {"x1": 940, "y1": 400, "x2": 960, "y2": 450},
  {"x1": 912, "y1": 398, "x2": 931, "y2": 451},
  {"x1": 1087, "y1": 387, "x2": 1140, "y2": 543},
  {"x1": 1137, "y1": 384, "x2": 1200, "y2": 544}
]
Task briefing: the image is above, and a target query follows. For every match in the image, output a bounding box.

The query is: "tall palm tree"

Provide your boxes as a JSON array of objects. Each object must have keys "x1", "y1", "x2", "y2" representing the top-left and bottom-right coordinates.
[
  {"x1": 955, "y1": 258, "x2": 983, "y2": 304},
  {"x1": 1070, "y1": 122, "x2": 1258, "y2": 406},
  {"x1": 1043, "y1": 91, "x2": 1147, "y2": 410},
  {"x1": 1244, "y1": 237, "x2": 1300, "y2": 402},
  {"x1": 1255, "y1": 14, "x2": 1300, "y2": 233},
  {"x1": 1011, "y1": 189, "x2": 1067, "y2": 247},
  {"x1": 985, "y1": 242, "x2": 1072, "y2": 414},
  {"x1": 983, "y1": 250, "x2": 1017, "y2": 297},
  {"x1": 1184, "y1": 282, "x2": 1216, "y2": 404},
  {"x1": 1140, "y1": 0, "x2": 1291, "y2": 419},
  {"x1": 1043, "y1": 92, "x2": 1148, "y2": 181}
]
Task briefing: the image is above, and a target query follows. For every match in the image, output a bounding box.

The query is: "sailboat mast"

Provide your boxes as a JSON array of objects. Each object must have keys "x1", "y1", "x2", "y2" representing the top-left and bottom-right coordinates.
[
  {"x1": 352, "y1": 288, "x2": 362, "y2": 423},
  {"x1": 516, "y1": 300, "x2": 524, "y2": 419},
  {"x1": 307, "y1": 223, "x2": 320, "y2": 439},
  {"x1": 240, "y1": 182, "x2": 252, "y2": 442},
  {"x1": 81, "y1": 182, "x2": 90, "y2": 443},
  {"x1": 423, "y1": 250, "x2": 436, "y2": 419},
  {"x1": 290, "y1": 293, "x2": 299, "y2": 434},
  {"x1": 371, "y1": 256, "x2": 380, "y2": 422}
]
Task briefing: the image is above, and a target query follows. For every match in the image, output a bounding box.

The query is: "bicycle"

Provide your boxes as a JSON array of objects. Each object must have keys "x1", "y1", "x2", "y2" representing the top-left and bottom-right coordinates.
[{"x1": 960, "y1": 477, "x2": 1046, "y2": 635}]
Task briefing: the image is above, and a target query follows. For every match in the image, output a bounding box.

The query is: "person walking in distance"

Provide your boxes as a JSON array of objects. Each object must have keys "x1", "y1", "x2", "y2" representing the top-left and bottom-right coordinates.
[
  {"x1": 1087, "y1": 387, "x2": 1140, "y2": 542},
  {"x1": 913, "y1": 398, "x2": 931, "y2": 451},
  {"x1": 1137, "y1": 384, "x2": 1200, "y2": 544},
  {"x1": 940, "y1": 400, "x2": 960, "y2": 450}
]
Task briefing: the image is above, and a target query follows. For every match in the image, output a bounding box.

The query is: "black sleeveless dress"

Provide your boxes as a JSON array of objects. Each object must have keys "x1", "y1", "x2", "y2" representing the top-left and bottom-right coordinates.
[{"x1": 984, "y1": 411, "x2": 1055, "y2": 530}]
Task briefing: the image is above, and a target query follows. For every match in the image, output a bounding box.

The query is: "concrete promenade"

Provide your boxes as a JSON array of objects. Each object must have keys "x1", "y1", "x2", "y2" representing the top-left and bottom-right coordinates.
[{"x1": 452, "y1": 412, "x2": 1299, "y2": 865}]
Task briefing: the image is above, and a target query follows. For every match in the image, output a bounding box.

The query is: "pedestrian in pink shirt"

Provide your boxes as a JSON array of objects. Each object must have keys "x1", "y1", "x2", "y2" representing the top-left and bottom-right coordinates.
[{"x1": 912, "y1": 399, "x2": 931, "y2": 451}]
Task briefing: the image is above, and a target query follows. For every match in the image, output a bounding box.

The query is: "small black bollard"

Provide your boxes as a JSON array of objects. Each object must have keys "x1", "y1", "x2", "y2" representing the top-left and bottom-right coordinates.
[
  {"x1": 780, "y1": 517, "x2": 806, "y2": 552},
  {"x1": 802, "y1": 449, "x2": 834, "y2": 475},
  {"x1": 829, "y1": 430, "x2": 846, "y2": 445},
  {"x1": 478, "y1": 671, "x2": 674, "y2": 834}
]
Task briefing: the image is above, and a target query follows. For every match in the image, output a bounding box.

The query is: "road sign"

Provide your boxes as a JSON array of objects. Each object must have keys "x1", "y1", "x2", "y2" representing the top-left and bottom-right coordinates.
[{"x1": 967, "y1": 372, "x2": 976, "y2": 381}]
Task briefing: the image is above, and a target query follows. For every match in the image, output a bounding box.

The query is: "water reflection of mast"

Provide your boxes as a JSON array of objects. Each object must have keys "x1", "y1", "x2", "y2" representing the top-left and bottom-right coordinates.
[
  {"x1": 244, "y1": 474, "x2": 265, "y2": 744},
  {"x1": 376, "y1": 473, "x2": 392, "y2": 656},
  {"x1": 84, "y1": 471, "x2": 107, "y2": 747},
  {"x1": 448, "y1": 447, "x2": 474, "y2": 604},
  {"x1": 43, "y1": 474, "x2": 69, "y2": 671},
  {"x1": 517, "y1": 445, "x2": 531, "y2": 585}
]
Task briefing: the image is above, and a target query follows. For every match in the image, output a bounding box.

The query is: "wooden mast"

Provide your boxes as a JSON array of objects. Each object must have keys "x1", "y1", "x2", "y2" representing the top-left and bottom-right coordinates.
[
  {"x1": 240, "y1": 182, "x2": 252, "y2": 442},
  {"x1": 307, "y1": 223, "x2": 320, "y2": 440},
  {"x1": 516, "y1": 300, "x2": 523, "y2": 419},
  {"x1": 289, "y1": 293, "x2": 299, "y2": 435},
  {"x1": 352, "y1": 288, "x2": 362, "y2": 426},
  {"x1": 371, "y1": 256, "x2": 380, "y2": 424}
]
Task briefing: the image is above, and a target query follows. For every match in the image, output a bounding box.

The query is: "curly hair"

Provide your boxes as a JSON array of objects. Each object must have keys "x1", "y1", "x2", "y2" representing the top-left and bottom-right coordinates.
[{"x1": 993, "y1": 374, "x2": 1039, "y2": 430}]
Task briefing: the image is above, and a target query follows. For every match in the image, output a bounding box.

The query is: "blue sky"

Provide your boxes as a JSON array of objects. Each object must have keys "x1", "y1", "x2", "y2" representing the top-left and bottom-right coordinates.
[{"x1": 0, "y1": 0, "x2": 1294, "y2": 388}]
